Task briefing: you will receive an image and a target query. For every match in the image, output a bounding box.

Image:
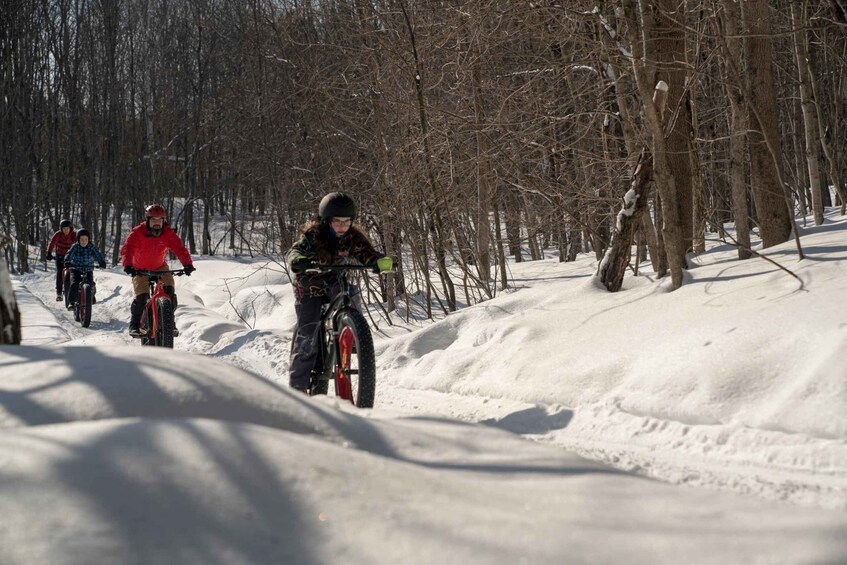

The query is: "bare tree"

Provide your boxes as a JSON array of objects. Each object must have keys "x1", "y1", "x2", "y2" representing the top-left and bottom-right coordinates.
[{"x1": 740, "y1": 0, "x2": 793, "y2": 247}]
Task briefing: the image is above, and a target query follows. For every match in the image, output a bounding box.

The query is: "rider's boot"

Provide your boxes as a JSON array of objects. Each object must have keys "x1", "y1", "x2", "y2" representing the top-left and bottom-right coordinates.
[
  {"x1": 128, "y1": 294, "x2": 147, "y2": 338},
  {"x1": 164, "y1": 286, "x2": 180, "y2": 336}
]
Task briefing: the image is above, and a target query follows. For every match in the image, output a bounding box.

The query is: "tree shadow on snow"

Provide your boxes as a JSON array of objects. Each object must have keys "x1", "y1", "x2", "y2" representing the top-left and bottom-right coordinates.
[{"x1": 0, "y1": 345, "x2": 317, "y2": 563}]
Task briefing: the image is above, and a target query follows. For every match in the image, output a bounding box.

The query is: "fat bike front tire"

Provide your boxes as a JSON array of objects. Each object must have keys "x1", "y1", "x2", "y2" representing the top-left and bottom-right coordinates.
[
  {"x1": 80, "y1": 283, "x2": 92, "y2": 327},
  {"x1": 335, "y1": 310, "x2": 376, "y2": 408},
  {"x1": 155, "y1": 297, "x2": 175, "y2": 348}
]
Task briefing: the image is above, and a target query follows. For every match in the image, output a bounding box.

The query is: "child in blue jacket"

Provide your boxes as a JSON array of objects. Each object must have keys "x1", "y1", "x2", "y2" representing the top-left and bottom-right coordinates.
[{"x1": 63, "y1": 229, "x2": 107, "y2": 306}]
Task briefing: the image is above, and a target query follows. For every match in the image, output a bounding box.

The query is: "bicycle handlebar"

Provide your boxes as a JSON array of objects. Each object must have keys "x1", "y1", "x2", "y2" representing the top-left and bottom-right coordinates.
[
  {"x1": 132, "y1": 269, "x2": 188, "y2": 277},
  {"x1": 304, "y1": 264, "x2": 379, "y2": 274}
]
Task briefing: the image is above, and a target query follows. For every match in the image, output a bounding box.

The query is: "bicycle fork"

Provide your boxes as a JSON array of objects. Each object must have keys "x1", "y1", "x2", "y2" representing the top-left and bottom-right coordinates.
[{"x1": 335, "y1": 325, "x2": 356, "y2": 400}]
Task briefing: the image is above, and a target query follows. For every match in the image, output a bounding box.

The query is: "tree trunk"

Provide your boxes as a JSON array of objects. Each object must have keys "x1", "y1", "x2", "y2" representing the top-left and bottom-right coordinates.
[
  {"x1": 493, "y1": 200, "x2": 508, "y2": 291},
  {"x1": 806, "y1": 32, "x2": 847, "y2": 215},
  {"x1": 629, "y1": 0, "x2": 685, "y2": 289},
  {"x1": 656, "y1": 0, "x2": 694, "y2": 260},
  {"x1": 471, "y1": 21, "x2": 492, "y2": 289},
  {"x1": 598, "y1": 81, "x2": 668, "y2": 292},
  {"x1": 741, "y1": 0, "x2": 793, "y2": 247},
  {"x1": 791, "y1": 0, "x2": 824, "y2": 225},
  {"x1": 719, "y1": 0, "x2": 752, "y2": 259},
  {"x1": 0, "y1": 235, "x2": 22, "y2": 344}
]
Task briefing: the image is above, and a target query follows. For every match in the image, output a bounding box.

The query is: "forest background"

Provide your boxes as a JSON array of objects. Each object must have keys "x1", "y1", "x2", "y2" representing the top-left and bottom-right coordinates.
[{"x1": 2, "y1": 0, "x2": 847, "y2": 322}]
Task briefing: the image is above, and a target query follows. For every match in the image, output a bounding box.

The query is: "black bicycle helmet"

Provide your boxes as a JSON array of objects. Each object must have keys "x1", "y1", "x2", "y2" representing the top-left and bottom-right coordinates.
[
  {"x1": 60, "y1": 219, "x2": 73, "y2": 229},
  {"x1": 318, "y1": 192, "x2": 356, "y2": 220},
  {"x1": 77, "y1": 229, "x2": 91, "y2": 240}
]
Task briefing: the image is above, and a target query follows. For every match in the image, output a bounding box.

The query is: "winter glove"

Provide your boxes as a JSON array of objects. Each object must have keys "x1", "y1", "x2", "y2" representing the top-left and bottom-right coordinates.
[
  {"x1": 99, "y1": 261, "x2": 107, "y2": 269},
  {"x1": 376, "y1": 256, "x2": 394, "y2": 272},
  {"x1": 291, "y1": 258, "x2": 314, "y2": 274},
  {"x1": 46, "y1": 253, "x2": 54, "y2": 261},
  {"x1": 124, "y1": 265, "x2": 136, "y2": 276},
  {"x1": 183, "y1": 264, "x2": 195, "y2": 276}
]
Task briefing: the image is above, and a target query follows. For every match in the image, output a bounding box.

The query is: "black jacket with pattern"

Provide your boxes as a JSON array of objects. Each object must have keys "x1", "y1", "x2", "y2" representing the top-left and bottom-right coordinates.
[{"x1": 287, "y1": 222, "x2": 383, "y2": 297}]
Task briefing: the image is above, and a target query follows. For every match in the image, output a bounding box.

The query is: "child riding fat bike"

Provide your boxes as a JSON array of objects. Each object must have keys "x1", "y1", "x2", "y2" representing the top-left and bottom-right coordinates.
[
  {"x1": 287, "y1": 192, "x2": 393, "y2": 395},
  {"x1": 62, "y1": 229, "x2": 106, "y2": 308}
]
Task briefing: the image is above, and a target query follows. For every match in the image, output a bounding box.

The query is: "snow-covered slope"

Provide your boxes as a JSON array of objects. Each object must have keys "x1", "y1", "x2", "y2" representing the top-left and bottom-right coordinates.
[
  {"x1": 1, "y1": 345, "x2": 846, "y2": 564},
  {"x1": 372, "y1": 214, "x2": 847, "y2": 508},
  {"x1": 8, "y1": 209, "x2": 847, "y2": 562}
]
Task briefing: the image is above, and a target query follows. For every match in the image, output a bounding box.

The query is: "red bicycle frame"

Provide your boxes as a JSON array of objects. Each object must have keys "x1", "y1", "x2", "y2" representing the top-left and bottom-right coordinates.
[
  {"x1": 134, "y1": 268, "x2": 186, "y2": 340},
  {"x1": 147, "y1": 278, "x2": 170, "y2": 337}
]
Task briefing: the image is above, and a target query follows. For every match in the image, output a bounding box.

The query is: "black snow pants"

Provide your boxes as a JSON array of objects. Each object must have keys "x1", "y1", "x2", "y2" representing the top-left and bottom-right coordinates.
[
  {"x1": 288, "y1": 280, "x2": 360, "y2": 390},
  {"x1": 54, "y1": 256, "x2": 66, "y2": 295}
]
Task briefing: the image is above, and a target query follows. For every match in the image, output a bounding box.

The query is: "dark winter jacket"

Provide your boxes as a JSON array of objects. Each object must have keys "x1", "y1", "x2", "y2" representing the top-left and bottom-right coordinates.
[
  {"x1": 287, "y1": 222, "x2": 383, "y2": 295},
  {"x1": 47, "y1": 229, "x2": 77, "y2": 256},
  {"x1": 120, "y1": 222, "x2": 192, "y2": 270},
  {"x1": 64, "y1": 242, "x2": 106, "y2": 273}
]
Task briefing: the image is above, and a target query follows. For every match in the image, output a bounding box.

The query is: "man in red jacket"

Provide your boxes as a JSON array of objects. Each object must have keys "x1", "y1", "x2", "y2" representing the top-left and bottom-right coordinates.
[
  {"x1": 46, "y1": 219, "x2": 76, "y2": 301},
  {"x1": 120, "y1": 204, "x2": 195, "y2": 337}
]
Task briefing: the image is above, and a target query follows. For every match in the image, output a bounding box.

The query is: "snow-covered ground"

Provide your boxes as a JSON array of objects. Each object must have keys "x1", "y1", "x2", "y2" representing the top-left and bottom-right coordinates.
[{"x1": 4, "y1": 209, "x2": 847, "y2": 562}]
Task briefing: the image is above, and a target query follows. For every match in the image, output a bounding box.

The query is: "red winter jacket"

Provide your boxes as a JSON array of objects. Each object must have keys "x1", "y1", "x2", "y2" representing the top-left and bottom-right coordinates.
[
  {"x1": 47, "y1": 229, "x2": 77, "y2": 256},
  {"x1": 120, "y1": 222, "x2": 192, "y2": 270}
]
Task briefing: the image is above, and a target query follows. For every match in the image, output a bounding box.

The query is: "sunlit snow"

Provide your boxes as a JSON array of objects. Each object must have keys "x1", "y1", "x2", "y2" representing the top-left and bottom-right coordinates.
[{"x1": 3, "y1": 209, "x2": 847, "y2": 563}]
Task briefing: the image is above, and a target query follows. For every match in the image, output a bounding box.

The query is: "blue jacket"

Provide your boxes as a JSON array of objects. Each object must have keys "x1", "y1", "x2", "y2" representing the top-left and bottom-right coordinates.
[{"x1": 64, "y1": 242, "x2": 106, "y2": 273}]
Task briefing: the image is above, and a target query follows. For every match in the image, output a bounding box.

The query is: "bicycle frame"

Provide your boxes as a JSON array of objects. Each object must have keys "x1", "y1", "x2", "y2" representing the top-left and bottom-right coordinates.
[
  {"x1": 134, "y1": 269, "x2": 185, "y2": 340},
  {"x1": 305, "y1": 264, "x2": 378, "y2": 402},
  {"x1": 66, "y1": 265, "x2": 97, "y2": 326}
]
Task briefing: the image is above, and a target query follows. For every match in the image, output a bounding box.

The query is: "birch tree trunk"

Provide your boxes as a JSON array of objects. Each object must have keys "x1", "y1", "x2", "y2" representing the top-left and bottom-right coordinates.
[{"x1": 598, "y1": 81, "x2": 669, "y2": 292}]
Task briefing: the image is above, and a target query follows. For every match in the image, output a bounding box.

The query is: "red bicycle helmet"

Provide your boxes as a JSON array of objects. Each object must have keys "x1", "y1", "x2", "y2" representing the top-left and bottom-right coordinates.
[{"x1": 144, "y1": 204, "x2": 167, "y2": 220}]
